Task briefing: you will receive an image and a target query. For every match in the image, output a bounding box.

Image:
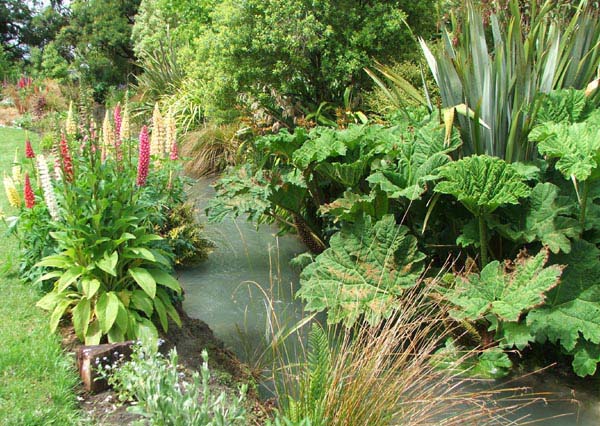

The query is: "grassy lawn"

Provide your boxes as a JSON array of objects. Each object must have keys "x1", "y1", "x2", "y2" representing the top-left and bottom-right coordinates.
[{"x1": 0, "y1": 127, "x2": 83, "y2": 425}]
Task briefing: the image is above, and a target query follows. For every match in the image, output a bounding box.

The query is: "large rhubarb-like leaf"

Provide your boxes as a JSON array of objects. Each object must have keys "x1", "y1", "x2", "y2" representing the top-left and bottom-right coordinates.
[
  {"x1": 529, "y1": 118, "x2": 600, "y2": 182},
  {"x1": 297, "y1": 215, "x2": 425, "y2": 326},
  {"x1": 535, "y1": 89, "x2": 591, "y2": 125},
  {"x1": 444, "y1": 248, "x2": 563, "y2": 323},
  {"x1": 490, "y1": 182, "x2": 580, "y2": 253},
  {"x1": 367, "y1": 120, "x2": 461, "y2": 201},
  {"x1": 528, "y1": 241, "x2": 600, "y2": 376},
  {"x1": 434, "y1": 155, "x2": 530, "y2": 216}
]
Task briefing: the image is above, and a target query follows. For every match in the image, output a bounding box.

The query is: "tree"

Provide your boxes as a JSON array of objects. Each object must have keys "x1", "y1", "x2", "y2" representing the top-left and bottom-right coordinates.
[
  {"x1": 192, "y1": 0, "x2": 437, "y2": 112},
  {"x1": 55, "y1": 0, "x2": 141, "y2": 98},
  {"x1": 0, "y1": 0, "x2": 36, "y2": 61}
]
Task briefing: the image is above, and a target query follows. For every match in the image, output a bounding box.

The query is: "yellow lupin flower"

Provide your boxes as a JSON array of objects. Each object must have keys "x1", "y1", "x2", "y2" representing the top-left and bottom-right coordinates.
[
  {"x1": 120, "y1": 103, "x2": 131, "y2": 141},
  {"x1": 102, "y1": 110, "x2": 114, "y2": 159},
  {"x1": 66, "y1": 101, "x2": 77, "y2": 136},
  {"x1": 150, "y1": 103, "x2": 165, "y2": 157},
  {"x1": 3, "y1": 175, "x2": 21, "y2": 208},
  {"x1": 165, "y1": 107, "x2": 177, "y2": 153}
]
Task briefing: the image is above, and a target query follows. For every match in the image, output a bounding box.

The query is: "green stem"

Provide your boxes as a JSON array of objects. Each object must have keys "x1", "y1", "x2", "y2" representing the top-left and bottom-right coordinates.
[
  {"x1": 478, "y1": 215, "x2": 488, "y2": 267},
  {"x1": 580, "y1": 180, "x2": 590, "y2": 233}
]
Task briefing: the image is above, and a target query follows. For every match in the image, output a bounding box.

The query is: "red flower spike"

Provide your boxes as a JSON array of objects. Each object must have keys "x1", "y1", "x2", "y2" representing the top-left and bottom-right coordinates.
[
  {"x1": 59, "y1": 134, "x2": 74, "y2": 182},
  {"x1": 25, "y1": 139, "x2": 35, "y2": 158},
  {"x1": 24, "y1": 172, "x2": 35, "y2": 208},
  {"x1": 137, "y1": 125, "x2": 150, "y2": 187}
]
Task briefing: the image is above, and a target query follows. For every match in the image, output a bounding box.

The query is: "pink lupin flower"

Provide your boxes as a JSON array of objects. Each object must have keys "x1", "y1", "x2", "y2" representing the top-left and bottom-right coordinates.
[
  {"x1": 113, "y1": 104, "x2": 123, "y2": 161},
  {"x1": 169, "y1": 140, "x2": 178, "y2": 160},
  {"x1": 25, "y1": 138, "x2": 35, "y2": 158},
  {"x1": 136, "y1": 125, "x2": 150, "y2": 187},
  {"x1": 24, "y1": 172, "x2": 35, "y2": 208},
  {"x1": 113, "y1": 104, "x2": 122, "y2": 137},
  {"x1": 59, "y1": 134, "x2": 74, "y2": 182}
]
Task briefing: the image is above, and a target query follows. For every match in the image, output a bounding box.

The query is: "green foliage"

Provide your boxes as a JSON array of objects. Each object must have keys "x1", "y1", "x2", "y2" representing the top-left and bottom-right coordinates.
[
  {"x1": 367, "y1": 118, "x2": 461, "y2": 201},
  {"x1": 444, "y1": 248, "x2": 562, "y2": 323},
  {"x1": 435, "y1": 156, "x2": 531, "y2": 217},
  {"x1": 54, "y1": 0, "x2": 141, "y2": 99},
  {"x1": 433, "y1": 339, "x2": 513, "y2": 379},
  {"x1": 138, "y1": 0, "x2": 438, "y2": 120},
  {"x1": 297, "y1": 215, "x2": 425, "y2": 326},
  {"x1": 530, "y1": 112, "x2": 600, "y2": 182},
  {"x1": 208, "y1": 124, "x2": 404, "y2": 251},
  {"x1": 435, "y1": 155, "x2": 530, "y2": 265},
  {"x1": 528, "y1": 241, "x2": 600, "y2": 376},
  {"x1": 101, "y1": 342, "x2": 247, "y2": 425},
  {"x1": 278, "y1": 324, "x2": 330, "y2": 426},
  {"x1": 490, "y1": 182, "x2": 580, "y2": 254},
  {"x1": 420, "y1": 0, "x2": 600, "y2": 162},
  {"x1": 155, "y1": 203, "x2": 214, "y2": 266}
]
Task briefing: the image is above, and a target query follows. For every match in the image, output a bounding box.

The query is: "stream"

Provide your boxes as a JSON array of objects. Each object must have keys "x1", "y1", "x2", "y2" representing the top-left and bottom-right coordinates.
[{"x1": 179, "y1": 179, "x2": 599, "y2": 425}]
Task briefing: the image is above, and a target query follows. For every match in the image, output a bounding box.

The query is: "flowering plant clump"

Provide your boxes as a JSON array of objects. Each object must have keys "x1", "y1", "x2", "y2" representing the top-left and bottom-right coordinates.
[{"x1": 3, "y1": 104, "x2": 211, "y2": 344}]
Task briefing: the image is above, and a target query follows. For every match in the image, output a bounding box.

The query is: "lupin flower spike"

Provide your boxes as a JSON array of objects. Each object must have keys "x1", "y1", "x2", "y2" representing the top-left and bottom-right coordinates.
[
  {"x1": 25, "y1": 138, "x2": 35, "y2": 158},
  {"x1": 150, "y1": 103, "x2": 165, "y2": 157},
  {"x1": 66, "y1": 101, "x2": 77, "y2": 136},
  {"x1": 114, "y1": 104, "x2": 122, "y2": 137},
  {"x1": 59, "y1": 134, "x2": 74, "y2": 182},
  {"x1": 136, "y1": 125, "x2": 150, "y2": 187},
  {"x1": 37, "y1": 154, "x2": 59, "y2": 220},
  {"x1": 24, "y1": 172, "x2": 35, "y2": 208},
  {"x1": 169, "y1": 139, "x2": 178, "y2": 160},
  {"x1": 120, "y1": 104, "x2": 130, "y2": 141},
  {"x1": 3, "y1": 175, "x2": 21, "y2": 208}
]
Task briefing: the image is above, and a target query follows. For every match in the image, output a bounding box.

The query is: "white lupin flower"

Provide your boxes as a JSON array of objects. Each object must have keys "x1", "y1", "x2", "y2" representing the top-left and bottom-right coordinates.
[{"x1": 37, "y1": 154, "x2": 60, "y2": 220}]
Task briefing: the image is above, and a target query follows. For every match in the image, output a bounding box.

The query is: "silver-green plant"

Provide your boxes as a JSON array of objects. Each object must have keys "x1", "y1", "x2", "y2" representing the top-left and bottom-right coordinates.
[
  {"x1": 100, "y1": 342, "x2": 247, "y2": 426},
  {"x1": 420, "y1": 0, "x2": 600, "y2": 162}
]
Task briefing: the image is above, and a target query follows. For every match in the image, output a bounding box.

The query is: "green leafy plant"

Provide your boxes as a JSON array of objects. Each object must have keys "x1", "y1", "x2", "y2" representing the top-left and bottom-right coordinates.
[
  {"x1": 276, "y1": 324, "x2": 330, "y2": 426},
  {"x1": 208, "y1": 124, "x2": 403, "y2": 253},
  {"x1": 434, "y1": 155, "x2": 531, "y2": 265},
  {"x1": 366, "y1": 118, "x2": 461, "y2": 201},
  {"x1": 100, "y1": 342, "x2": 247, "y2": 425},
  {"x1": 297, "y1": 215, "x2": 425, "y2": 326}
]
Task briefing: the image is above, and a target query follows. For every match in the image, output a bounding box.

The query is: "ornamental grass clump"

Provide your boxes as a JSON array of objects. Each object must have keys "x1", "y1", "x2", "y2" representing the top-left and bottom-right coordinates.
[{"x1": 272, "y1": 283, "x2": 535, "y2": 426}]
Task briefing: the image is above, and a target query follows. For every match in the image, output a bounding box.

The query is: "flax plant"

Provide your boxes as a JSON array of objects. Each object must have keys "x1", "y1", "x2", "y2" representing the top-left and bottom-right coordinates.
[{"x1": 419, "y1": 0, "x2": 600, "y2": 162}]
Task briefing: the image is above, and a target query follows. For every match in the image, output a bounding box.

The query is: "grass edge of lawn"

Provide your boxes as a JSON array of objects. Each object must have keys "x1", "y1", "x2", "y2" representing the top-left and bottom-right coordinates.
[{"x1": 0, "y1": 127, "x2": 85, "y2": 426}]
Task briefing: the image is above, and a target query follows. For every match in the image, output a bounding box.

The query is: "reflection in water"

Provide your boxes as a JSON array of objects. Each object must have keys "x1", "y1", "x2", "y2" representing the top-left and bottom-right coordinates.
[{"x1": 179, "y1": 179, "x2": 599, "y2": 424}]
